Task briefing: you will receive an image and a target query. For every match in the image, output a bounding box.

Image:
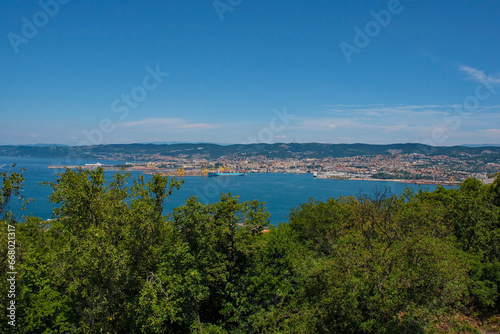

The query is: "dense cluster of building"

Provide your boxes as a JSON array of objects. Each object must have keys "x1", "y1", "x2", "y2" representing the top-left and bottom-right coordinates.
[{"x1": 51, "y1": 152, "x2": 500, "y2": 185}]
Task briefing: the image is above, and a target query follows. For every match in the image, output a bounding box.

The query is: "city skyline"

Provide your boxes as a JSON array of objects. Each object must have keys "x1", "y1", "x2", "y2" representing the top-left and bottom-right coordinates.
[{"x1": 2, "y1": 1, "x2": 500, "y2": 146}]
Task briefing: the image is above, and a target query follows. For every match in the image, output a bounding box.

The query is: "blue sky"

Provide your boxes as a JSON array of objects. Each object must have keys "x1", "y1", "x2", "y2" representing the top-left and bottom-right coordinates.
[{"x1": 1, "y1": 0, "x2": 499, "y2": 146}]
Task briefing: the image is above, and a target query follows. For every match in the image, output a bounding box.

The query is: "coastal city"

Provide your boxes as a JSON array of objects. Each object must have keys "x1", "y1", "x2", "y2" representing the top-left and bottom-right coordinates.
[{"x1": 49, "y1": 150, "x2": 500, "y2": 185}]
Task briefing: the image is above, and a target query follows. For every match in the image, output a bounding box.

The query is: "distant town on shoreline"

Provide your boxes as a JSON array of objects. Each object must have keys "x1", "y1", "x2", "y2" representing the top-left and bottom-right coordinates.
[{"x1": 1, "y1": 142, "x2": 499, "y2": 185}]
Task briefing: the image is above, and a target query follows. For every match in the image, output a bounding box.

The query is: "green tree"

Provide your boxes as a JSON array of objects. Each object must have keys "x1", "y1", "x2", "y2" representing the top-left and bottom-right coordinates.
[
  {"x1": 135, "y1": 194, "x2": 272, "y2": 333},
  {"x1": 279, "y1": 190, "x2": 471, "y2": 333},
  {"x1": 8, "y1": 168, "x2": 182, "y2": 333},
  {"x1": 0, "y1": 166, "x2": 31, "y2": 333},
  {"x1": 2, "y1": 167, "x2": 499, "y2": 333},
  {"x1": 442, "y1": 178, "x2": 500, "y2": 313}
]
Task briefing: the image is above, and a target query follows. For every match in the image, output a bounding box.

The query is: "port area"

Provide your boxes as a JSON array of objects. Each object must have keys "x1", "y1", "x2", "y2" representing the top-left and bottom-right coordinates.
[
  {"x1": 47, "y1": 159, "x2": 497, "y2": 185},
  {"x1": 46, "y1": 164, "x2": 459, "y2": 185},
  {"x1": 47, "y1": 163, "x2": 244, "y2": 177}
]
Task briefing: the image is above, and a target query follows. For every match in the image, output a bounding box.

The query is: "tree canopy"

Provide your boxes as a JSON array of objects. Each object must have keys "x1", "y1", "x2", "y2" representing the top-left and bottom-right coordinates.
[{"x1": 1, "y1": 168, "x2": 500, "y2": 333}]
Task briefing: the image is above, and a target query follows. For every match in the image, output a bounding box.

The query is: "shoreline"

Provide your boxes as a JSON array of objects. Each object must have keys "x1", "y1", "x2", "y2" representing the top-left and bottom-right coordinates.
[
  {"x1": 47, "y1": 165, "x2": 461, "y2": 186},
  {"x1": 343, "y1": 177, "x2": 457, "y2": 187}
]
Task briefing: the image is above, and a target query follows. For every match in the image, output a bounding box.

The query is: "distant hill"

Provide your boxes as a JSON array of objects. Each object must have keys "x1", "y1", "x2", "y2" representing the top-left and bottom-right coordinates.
[
  {"x1": 463, "y1": 144, "x2": 500, "y2": 148},
  {"x1": 0, "y1": 143, "x2": 499, "y2": 160},
  {"x1": 142, "y1": 141, "x2": 233, "y2": 146}
]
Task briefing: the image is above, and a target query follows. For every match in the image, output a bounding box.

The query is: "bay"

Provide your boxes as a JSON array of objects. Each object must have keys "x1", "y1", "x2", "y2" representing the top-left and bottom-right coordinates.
[{"x1": 0, "y1": 156, "x2": 451, "y2": 225}]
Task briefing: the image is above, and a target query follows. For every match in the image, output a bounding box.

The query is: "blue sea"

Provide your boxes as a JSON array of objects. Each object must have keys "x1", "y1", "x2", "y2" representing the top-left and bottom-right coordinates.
[{"x1": 0, "y1": 157, "x2": 451, "y2": 225}]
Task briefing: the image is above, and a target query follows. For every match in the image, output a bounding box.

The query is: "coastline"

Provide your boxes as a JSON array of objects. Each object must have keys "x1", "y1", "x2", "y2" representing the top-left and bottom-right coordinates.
[
  {"x1": 47, "y1": 165, "x2": 461, "y2": 186},
  {"x1": 347, "y1": 177, "x2": 457, "y2": 187}
]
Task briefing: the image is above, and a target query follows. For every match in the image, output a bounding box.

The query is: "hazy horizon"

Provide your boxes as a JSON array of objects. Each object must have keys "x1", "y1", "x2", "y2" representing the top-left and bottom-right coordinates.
[{"x1": 1, "y1": 141, "x2": 500, "y2": 149}]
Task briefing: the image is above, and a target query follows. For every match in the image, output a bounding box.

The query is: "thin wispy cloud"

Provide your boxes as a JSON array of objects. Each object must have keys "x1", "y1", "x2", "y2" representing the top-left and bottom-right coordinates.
[
  {"x1": 323, "y1": 104, "x2": 387, "y2": 107},
  {"x1": 475, "y1": 129, "x2": 500, "y2": 138},
  {"x1": 292, "y1": 98, "x2": 500, "y2": 145},
  {"x1": 459, "y1": 65, "x2": 500, "y2": 84},
  {"x1": 326, "y1": 104, "x2": 450, "y2": 109},
  {"x1": 329, "y1": 107, "x2": 445, "y2": 115},
  {"x1": 296, "y1": 117, "x2": 427, "y2": 134},
  {"x1": 119, "y1": 118, "x2": 221, "y2": 130},
  {"x1": 326, "y1": 105, "x2": 459, "y2": 118},
  {"x1": 325, "y1": 103, "x2": 500, "y2": 118}
]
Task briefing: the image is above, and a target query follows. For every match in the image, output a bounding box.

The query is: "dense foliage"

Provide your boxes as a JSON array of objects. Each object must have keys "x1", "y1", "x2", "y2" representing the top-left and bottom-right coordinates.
[{"x1": 1, "y1": 167, "x2": 499, "y2": 333}]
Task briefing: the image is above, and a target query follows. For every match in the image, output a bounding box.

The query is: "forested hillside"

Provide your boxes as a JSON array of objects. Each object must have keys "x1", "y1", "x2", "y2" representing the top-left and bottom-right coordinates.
[
  {"x1": 1, "y1": 143, "x2": 500, "y2": 160},
  {"x1": 1, "y1": 167, "x2": 500, "y2": 333}
]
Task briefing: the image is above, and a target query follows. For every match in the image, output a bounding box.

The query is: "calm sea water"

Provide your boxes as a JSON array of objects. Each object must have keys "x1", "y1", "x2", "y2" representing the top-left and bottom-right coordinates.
[{"x1": 0, "y1": 157, "x2": 449, "y2": 225}]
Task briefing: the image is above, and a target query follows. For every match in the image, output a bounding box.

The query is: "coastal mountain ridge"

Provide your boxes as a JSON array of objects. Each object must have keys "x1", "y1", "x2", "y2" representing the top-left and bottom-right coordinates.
[{"x1": 1, "y1": 143, "x2": 499, "y2": 160}]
